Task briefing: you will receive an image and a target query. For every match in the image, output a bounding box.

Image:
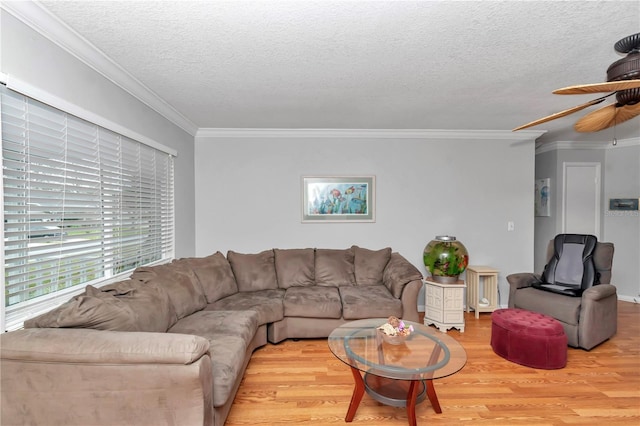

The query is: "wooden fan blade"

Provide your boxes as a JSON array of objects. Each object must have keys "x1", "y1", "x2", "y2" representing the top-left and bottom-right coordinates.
[
  {"x1": 553, "y1": 79, "x2": 640, "y2": 95},
  {"x1": 512, "y1": 97, "x2": 607, "y2": 131},
  {"x1": 574, "y1": 102, "x2": 640, "y2": 132},
  {"x1": 616, "y1": 102, "x2": 640, "y2": 122}
]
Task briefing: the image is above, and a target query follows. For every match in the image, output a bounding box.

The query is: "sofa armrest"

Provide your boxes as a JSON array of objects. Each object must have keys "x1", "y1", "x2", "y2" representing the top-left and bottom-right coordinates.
[
  {"x1": 579, "y1": 284, "x2": 617, "y2": 350},
  {"x1": 382, "y1": 252, "x2": 423, "y2": 299},
  {"x1": 1, "y1": 328, "x2": 210, "y2": 364},
  {"x1": 582, "y1": 283, "x2": 617, "y2": 301},
  {"x1": 507, "y1": 273, "x2": 541, "y2": 308},
  {"x1": 506, "y1": 273, "x2": 540, "y2": 289},
  {"x1": 400, "y1": 279, "x2": 422, "y2": 323},
  {"x1": 1, "y1": 328, "x2": 214, "y2": 426}
]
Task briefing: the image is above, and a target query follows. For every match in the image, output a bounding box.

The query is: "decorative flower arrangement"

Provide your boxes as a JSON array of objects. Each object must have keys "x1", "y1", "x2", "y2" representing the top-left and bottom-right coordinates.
[{"x1": 377, "y1": 316, "x2": 414, "y2": 337}]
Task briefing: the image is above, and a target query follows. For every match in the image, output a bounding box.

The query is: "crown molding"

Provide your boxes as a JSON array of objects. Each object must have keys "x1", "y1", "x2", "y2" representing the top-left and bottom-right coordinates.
[
  {"x1": 536, "y1": 141, "x2": 607, "y2": 154},
  {"x1": 196, "y1": 128, "x2": 546, "y2": 140},
  {"x1": 535, "y1": 137, "x2": 640, "y2": 154},
  {"x1": 2, "y1": 0, "x2": 198, "y2": 136},
  {"x1": 609, "y1": 137, "x2": 640, "y2": 148}
]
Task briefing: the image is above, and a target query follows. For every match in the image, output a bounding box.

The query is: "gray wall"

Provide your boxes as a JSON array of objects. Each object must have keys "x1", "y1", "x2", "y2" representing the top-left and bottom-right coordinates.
[
  {"x1": 194, "y1": 134, "x2": 536, "y2": 309},
  {"x1": 603, "y1": 143, "x2": 640, "y2": 300},
  {"x1": 534, "y1": 149, "x2": 558, "y2": 272},
  {"x1": 1, "y1": 11, "x2": 196, "y2": 257},
  {"x1": 535, "y1": 140, "x2": 639, "y2": 300}
]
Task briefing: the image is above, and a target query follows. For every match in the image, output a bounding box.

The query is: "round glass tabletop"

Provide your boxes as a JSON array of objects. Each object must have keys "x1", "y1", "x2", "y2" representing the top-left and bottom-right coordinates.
[{"x1": 328, "y1": 318, "x2": 467, "y2": 381}]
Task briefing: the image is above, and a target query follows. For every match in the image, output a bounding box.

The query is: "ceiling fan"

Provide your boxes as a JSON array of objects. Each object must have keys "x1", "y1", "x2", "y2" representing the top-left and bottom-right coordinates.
[{"x1": 513, "y1": 32, "x2": 640, "y2": 133}]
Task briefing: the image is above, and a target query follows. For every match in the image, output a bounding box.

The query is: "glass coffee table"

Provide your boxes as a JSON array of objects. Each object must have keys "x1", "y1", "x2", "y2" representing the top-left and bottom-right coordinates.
[{"x1": 328, "y1": 318, "x2": 467, "y2": 426}]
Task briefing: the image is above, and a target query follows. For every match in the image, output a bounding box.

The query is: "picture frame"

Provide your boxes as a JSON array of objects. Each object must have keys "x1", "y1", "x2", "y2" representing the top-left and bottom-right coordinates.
[
  {"x1": 302, "y1": 176, "x2": 375, "y2": 222},
  {"x1": 534, "y1": 178, "x2": 551, "y2": 217}
]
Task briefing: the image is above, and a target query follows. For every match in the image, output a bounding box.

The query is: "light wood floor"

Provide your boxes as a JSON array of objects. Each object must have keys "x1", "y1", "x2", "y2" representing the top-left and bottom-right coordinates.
[{"x1": 226, "y1": 301, "x2": 640, "y2": 425}]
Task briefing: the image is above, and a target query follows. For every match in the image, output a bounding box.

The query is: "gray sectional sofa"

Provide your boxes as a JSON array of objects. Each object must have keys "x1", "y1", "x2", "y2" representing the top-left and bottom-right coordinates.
[{"x1": 0, "y1": 246, "x2": 423, "y2": 426}]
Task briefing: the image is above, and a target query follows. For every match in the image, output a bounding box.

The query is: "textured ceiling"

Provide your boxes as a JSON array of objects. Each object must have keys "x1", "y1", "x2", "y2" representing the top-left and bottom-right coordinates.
[{"x1": 36, "y1": 0, "x2": 640, "y2": 143}]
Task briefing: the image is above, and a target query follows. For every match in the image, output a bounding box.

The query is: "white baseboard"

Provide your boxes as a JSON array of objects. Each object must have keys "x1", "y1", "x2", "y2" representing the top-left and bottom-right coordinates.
[{"x1": 618, "y1": 294, "x2": 640, "y2": 304}]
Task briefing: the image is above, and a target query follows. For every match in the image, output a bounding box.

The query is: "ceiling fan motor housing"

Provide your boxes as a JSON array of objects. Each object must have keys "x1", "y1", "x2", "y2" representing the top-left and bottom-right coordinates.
[{"x1": 608, "y1": 33, "x2": 640, "y2": 105}]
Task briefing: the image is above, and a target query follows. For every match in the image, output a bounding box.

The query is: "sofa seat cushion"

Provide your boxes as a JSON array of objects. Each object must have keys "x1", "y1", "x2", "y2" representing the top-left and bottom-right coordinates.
[
  {"x1": 168, "y1": 310, "x2": 259, "y2": 348},
  {"x1": 24, "y1": 281, "x2": 177, "y2": 332},
  {"x1": 131, "y1": 263, "x2": 207, "y2": 320},
  {"x1": 339, "y1": 285, "x2": 402, "y2": 320},
  {"x1": 352, "y1": 246, "x2": 392, "y2": 286},
  {"x1": 207, "y1": 289, "x2": 285, "y2": 325},
  {"x1": 514, "y1": 287, "x2": 581, "y2": 326},
  {"x1": 168, "y1": 310, "x2": 260, "y2": 407},
  {"x1": 208, "y1": 336, "x2": 250, "y2": 407},
  {"x1": 274, "y1": 248, "x2": 315, "y2": 288},
  {"x1": 227, "y1": 250, "x2": 278, "y2": 292},
  {"x1": 283, "y1": 287, "x2": 342, "y2": 319},
  {"x1": 315, "y1": 248, "x2": 356, "y2": 287},
  {"x1": 172, "y1": 252, "x2": 238, "y2": 304}
]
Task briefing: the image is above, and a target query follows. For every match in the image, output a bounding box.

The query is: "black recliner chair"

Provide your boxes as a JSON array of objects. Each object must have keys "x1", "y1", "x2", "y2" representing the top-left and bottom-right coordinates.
[{"x1": 508, "y1": 234, "x2": 616, "y2": 350}]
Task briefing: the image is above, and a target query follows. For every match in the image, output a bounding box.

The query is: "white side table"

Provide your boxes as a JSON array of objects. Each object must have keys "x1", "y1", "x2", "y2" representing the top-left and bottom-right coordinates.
[
  {"x1": 423, "y1": 279, "x2": 466, "y2": 333},
  {"x1": 465, "y1": 265, "x2": 499, "y2": 319}
]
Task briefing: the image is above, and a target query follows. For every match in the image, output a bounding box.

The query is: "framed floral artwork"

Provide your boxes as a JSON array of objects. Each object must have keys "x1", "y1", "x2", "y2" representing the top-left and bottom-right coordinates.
[{"x1": 302, "y1": 176, "x2": 375, "y2": 222}]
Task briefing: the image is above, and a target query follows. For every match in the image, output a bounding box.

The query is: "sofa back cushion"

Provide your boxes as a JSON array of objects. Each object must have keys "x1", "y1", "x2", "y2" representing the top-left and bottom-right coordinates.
[
  {"x1": 352, "y1": 246, "x2": 392, "y2": 286},
  {"x1": 172, "y1": 252, "x2": 239, "y2": 303},
  {"x1": 593, "y1": 242, "x2": 614, "y2": 284},
  {"x1": 98, "y1": 280, "x2": 178, "y2": 331},
  {"x1": 131, "y1": 263, "x2": 207, "y2": 319},
  {"x1": 274, "y1": 248, "x2": 315, "y2": 288},
  {"x1": 383, "y1": 252, "x2": 423, "y2": 298},
  {"x1": 227, "y1": 249, "x2": 278, "y2": 292},
  {"x1": 24, "y1": 280, "x2": 177, "y2": 332},
  {"x1": 314, "y1": 248, "x2": 356, "y2": 287}
]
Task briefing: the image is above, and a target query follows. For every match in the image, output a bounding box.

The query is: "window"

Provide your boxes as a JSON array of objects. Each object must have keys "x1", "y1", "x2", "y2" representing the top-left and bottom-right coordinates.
[{"x1": 1, "y1": 87, "x2": 175, "y2": 330}]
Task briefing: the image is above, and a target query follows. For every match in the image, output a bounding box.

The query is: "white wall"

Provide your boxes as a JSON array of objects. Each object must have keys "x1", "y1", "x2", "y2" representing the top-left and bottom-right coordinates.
[
  {"x1": 1, "y1": 10, "x2": 196, "y2": 256},
  {"x1": 195, "y1": 132, "x2": 537, "y2": 310}
]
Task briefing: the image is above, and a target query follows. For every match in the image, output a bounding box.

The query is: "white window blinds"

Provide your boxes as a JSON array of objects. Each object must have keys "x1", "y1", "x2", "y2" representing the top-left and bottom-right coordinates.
[{"x1": 1, "y1": 86, "x2": 174, "y2": 328}]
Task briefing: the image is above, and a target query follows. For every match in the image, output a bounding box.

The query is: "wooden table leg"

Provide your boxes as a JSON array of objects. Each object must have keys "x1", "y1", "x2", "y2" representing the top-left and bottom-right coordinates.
[
  {"x1": 405, "y1": 380, "x2": 420, "y2": 426},
  {"x1": 345, "y1": 366, "x2": 365, "y2": 422},
  {"x1": 425, "y1": 379, "x2": 442, "y2": 413}
]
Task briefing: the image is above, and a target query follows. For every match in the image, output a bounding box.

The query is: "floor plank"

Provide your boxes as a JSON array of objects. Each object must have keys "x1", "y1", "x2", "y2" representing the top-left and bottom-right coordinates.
[{"x1": 226, "y1": 301, "x2": 640, "y2": 425}]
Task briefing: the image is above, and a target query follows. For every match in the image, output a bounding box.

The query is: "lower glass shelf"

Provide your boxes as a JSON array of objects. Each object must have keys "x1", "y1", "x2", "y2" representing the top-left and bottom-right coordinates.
[{"x1": 363, "y1": 373, "x2": 427, "y2": 408}]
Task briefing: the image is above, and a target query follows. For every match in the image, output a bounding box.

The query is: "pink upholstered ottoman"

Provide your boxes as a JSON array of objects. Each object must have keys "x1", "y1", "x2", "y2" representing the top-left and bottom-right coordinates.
[{"x1": 491, "y1": 308, "x2": 567, "y2": 369}]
